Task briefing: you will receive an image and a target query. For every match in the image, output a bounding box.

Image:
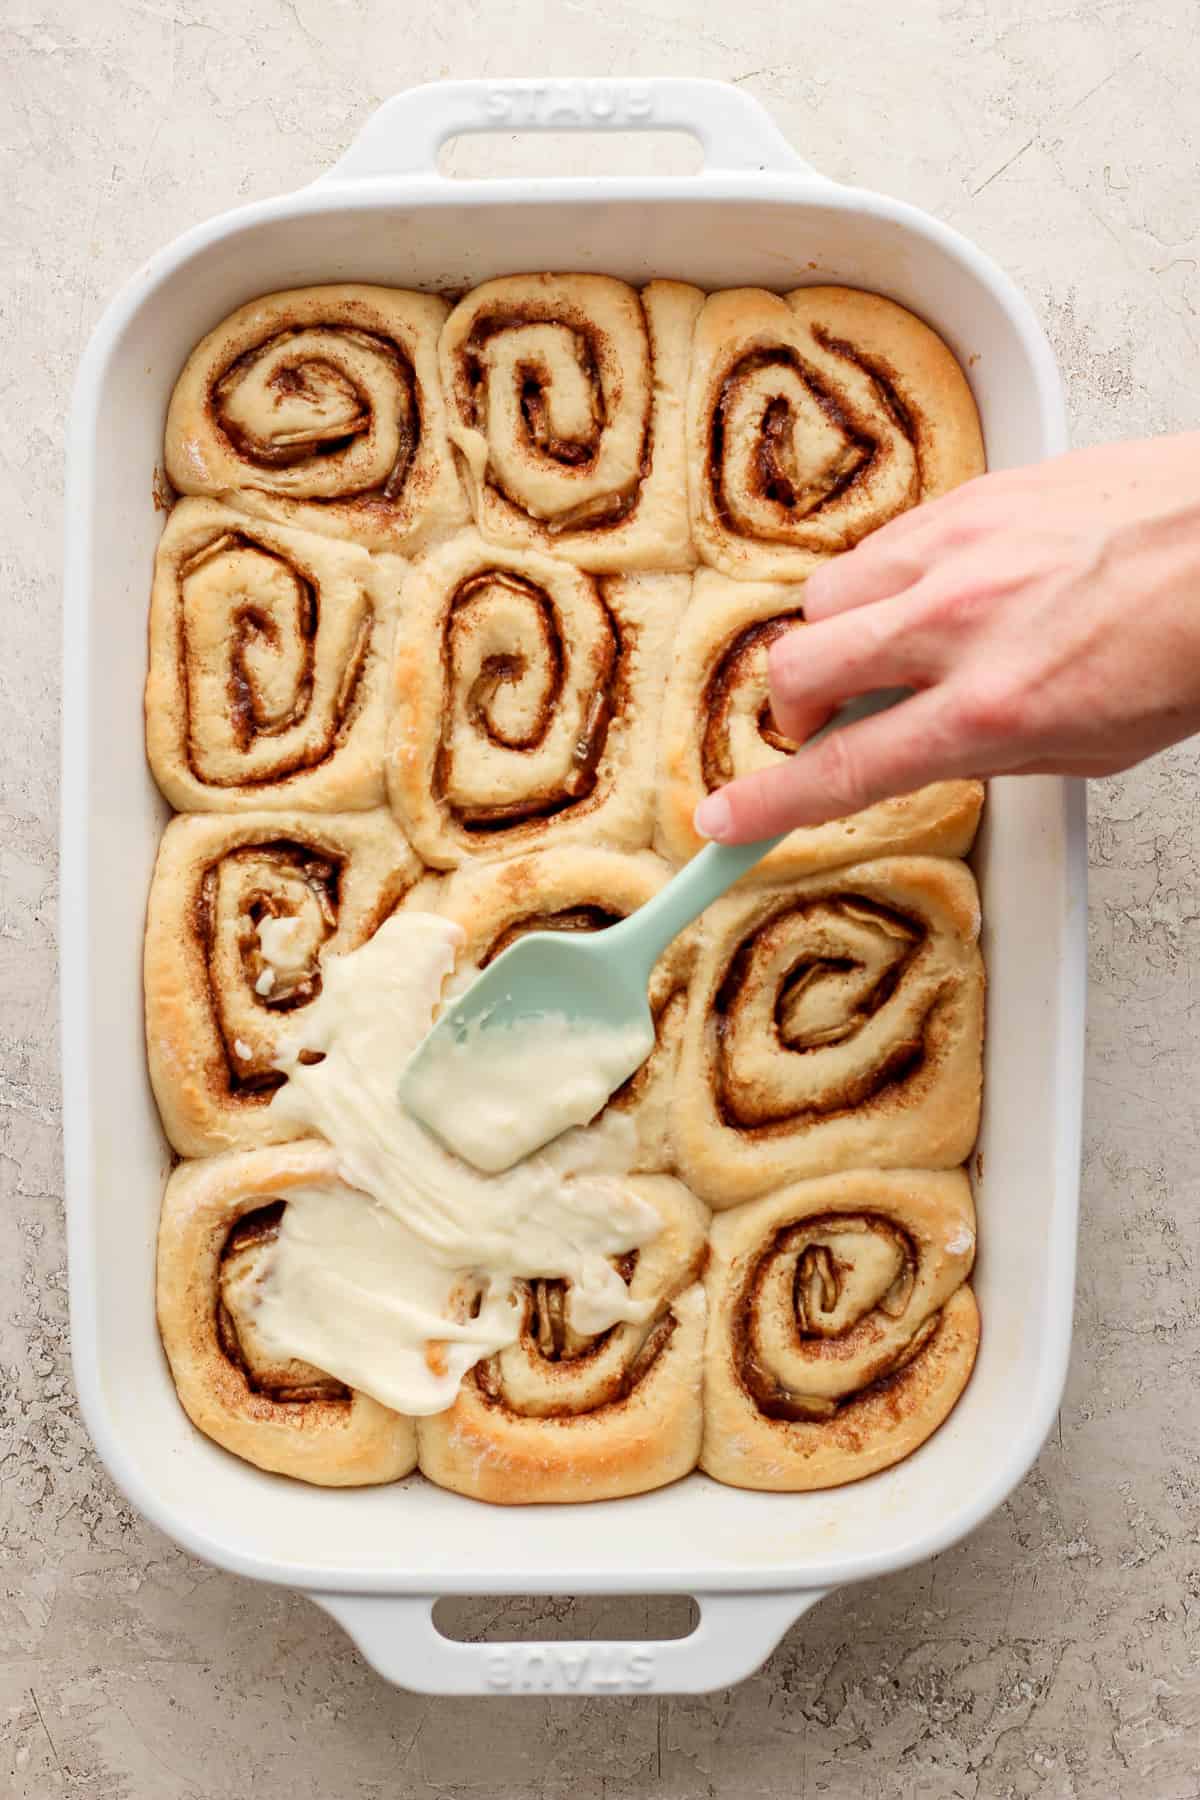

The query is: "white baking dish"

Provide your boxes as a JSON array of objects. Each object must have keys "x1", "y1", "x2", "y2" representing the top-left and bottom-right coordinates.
[{"x1": 61, "y1": 77, "x2": 1084, "y2": 1696}]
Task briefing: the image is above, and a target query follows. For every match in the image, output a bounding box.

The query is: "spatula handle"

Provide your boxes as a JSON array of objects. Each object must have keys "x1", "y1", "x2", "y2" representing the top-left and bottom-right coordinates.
[{"x1": 614, "y1": 686, "x2": 914, "y2": 978}]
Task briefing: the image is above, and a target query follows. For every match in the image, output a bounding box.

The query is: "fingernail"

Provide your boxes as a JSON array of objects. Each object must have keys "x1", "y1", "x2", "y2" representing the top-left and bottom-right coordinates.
[{"x1": 694, "y1": 792, "x2": 733, "y2": 841}]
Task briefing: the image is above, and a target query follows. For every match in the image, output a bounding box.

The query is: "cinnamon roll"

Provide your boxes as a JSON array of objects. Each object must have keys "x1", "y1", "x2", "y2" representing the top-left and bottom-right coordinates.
[
  {"x1": 435, "y1": 847, "x2": 692, "y2": 1167},
  {"x1": 144, "y1": 811, "x2": 425, "y2": 1156},
  {"x1": 688, "y1": 286, "x2": 985, "y2": 581},
  {"x1": 655, "y1": 569, "x2": 983, "y2": 874},
  {"x1": 146, "y1": 500, "x2": 400, "y2": 812},
  {"x1": 439, "y1": 275, "x2": 703, "y2": 570},
  {"x1": 701, "y1": 1168, "x2": 979, "y2": 1490},
  {"x1": 164, "y1": 285, "x2": 467, "y2": 553},
  {"x1": 673, "y1": 857, "x2": 984, "y2": 1206},
  {"x1": 418, "y1": 1175, "x2": 708, "y2": 1503},
  {"x1": 387, "y1": 529, "x2": 688, "y2": 866},
  {"x1": 157, "y1": 1142, "x2": 416, "y2": 1485}
]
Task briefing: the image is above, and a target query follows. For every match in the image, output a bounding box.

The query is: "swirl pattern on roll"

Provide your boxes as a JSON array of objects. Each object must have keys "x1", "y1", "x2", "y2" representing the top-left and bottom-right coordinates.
[
  {"x1": 655, "y1": 569, "x2": 983, "y2": 874},
  {"x1": 435, "y1": 847, "x2": 693, "y2": 1165},
  {"x1": 164, "y1": 285, "x2": 467, "y2": 553},
  {"x1": 146, "y1": 499, "x2": 401, "y2": 811},
  {"x1": 144, "y1": 811, "x2": 423, "y2": 1156},
  {"x1": 388, "y1": 530, "x2": 687, "y2": 866},
  {"x1": 439, "y1": 275, "x2": 703, "y2": 570},
  {"x1": 701, "y1": 1168, "x2": 979, "y2": 1489},
  {"x1": 418, "y1": 1175, "x2": 708, "y2": 1503},
  {"x1": 673, "y1": 857, "x2": 984, "y2": 1206},
  {"x1": 687, "y1": 286, "x2": 985, "y2": 581},
  {"x1": 157, "y1": 1142, "x2": 415, "y2": 1485}
]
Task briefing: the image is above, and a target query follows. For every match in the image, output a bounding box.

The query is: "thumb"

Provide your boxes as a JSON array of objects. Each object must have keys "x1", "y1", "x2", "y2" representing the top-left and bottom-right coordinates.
[{"x1": 692, "y1": 693, "x2": 958, "y2": 844}]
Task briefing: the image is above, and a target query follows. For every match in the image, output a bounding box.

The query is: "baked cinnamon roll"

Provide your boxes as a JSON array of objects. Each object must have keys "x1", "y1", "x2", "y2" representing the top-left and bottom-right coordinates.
[
  {"x1": 687, "y1": 286, "x2": 985, "y2": 581},
  {"x1": 164, "y1": 285, "x2": 467, "y2": 553},
  {"x1": 701, "y1": 1168, "x2": 979, "y2": 1489},
  {"x1": 655, "y1": 569, "x2": 983, "y2": 874},
  {"x1": 439, "y1": 274, "x2": 702, "y2": 569},
  {"x1": 144, "y1": 811, "x2": 425, "y2": 1156},
  {"x1": 673, "y1": 857, "x2": 984, "y2": 1205},
  {"x1": 387, "y1": 530, "x2": 687, "y2": 866},
  {"x1": 418, "y1": 1175, "x2": 708, "y2": 1503},
  {"x1": 146, "y1": 500, "x2": 400, "y2": 812},
  {"x1": 435, "y1": 847, "x2": 692, "y2": 1168},
  {"x1": 157, "y1": 1142, "x2": 416, "y2": 1485}
]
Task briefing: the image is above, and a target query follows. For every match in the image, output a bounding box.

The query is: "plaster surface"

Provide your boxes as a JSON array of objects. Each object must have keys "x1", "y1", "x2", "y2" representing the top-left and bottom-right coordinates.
[{"x1": 3, "y1": 2, "x2": 1199, "y2": 1794}]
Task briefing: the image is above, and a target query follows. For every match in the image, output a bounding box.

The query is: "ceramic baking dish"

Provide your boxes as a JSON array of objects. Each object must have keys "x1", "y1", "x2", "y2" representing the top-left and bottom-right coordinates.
[{"x1": 61, "y1": 77, "x2": 1085, "y2": 1696}]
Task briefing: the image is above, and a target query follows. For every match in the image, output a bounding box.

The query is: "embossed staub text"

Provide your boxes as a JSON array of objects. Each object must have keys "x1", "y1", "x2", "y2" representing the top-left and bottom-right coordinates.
[
  {"x1": 481, "y1": 82, "x2": 657, "y2": 128},
  {"x1": 483, "y1": 1644, "x2": 656, "y2": 1693}
]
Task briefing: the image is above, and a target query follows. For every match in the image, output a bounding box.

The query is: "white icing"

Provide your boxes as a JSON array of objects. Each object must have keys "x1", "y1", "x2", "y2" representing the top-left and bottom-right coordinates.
[
  {"x1": 402, "y1": 1009, "x2": 654, "y2": 1174},
  {"x1": 233, "y1": 1038, "x2": 253, "y2": 1060},
  {"x1": 250, "y1": 913, "x2": 659, "y2": 1416},
  {"x1": 256, "y1": 913, "x2": 309, "y2": 979}
]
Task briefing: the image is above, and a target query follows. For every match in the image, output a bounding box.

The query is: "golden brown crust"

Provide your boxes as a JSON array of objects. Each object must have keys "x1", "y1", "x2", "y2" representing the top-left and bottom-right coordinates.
[
  {"x1": 164, "y1": 285, "x2": 468, "y2": 554},
  {"x1": 386, "y1": 529, "x2": 688, "y2": 867},
  {"x1": 418, "y1": 1176, "x2": 708, "y2": 1502},
  {"x1": 701, "y1": 1168, "x2": 979, "y2": 1489},
  {"x1": 687, "y1": 285, "x2": 985, "y2": 581},
  {"x1": 439, "y1": 275, "x2": 703, "y2": 571},
  {"x1": 145, "y1": 499, "x2": 403, "y2": 812},
  {"x1": 434, "y1": 848, "x2": 693, "y2": 1169},
  {"x1": 673, "y1": 857, "x2": 985, "y2": 1206},
  {"x1": 144, "y1": 810, "x2": 424, "y2": 1156},
  {"x1": 156, "y1": 1142, "x2": 416, "y2": 1485},
  {"x1": 655, "y1": 568, "x2": 984, "y2": 874}
]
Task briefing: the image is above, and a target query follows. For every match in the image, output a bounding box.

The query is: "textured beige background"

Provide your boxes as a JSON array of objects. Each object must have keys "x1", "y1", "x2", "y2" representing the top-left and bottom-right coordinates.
[{"x1": 4, "y1": 1, "x2": 1200, "y2": 1795}]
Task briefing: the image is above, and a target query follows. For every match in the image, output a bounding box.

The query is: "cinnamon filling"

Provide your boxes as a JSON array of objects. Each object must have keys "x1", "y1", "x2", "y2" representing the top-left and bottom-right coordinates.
[
  {"x1": 210, "y1": 324, "x2": 420, "y2": 500},
  {"x1": 178, "y1": 530, "x2": 372, "y2": 786},
  {"x1": 461, "y1": 308, "x2": 607, "y2": 457},
  {"x1": 712, "y1": 896, "x2": 929, "y2": 1131},
  {"x1": 699, "y1": 612, "x2": 804, "y2": 790},
  {"x1": 216, "y1": 1203, "x2": 351, "y2": 1404},
  {"x1": 483, "y1": 904, "x2": 625, "y2": 963},
  {"x1": 733, "y1": 1212, "x2": 934, "y2": 1422},
  {"x1": 192, "y1": 841, "x2": 343, "y2": 1096},
  {"x1": 457, "y1": 305, "x2": 652, "y2": 532},
  {"x1": 434, "y1": 571, "x2": 621, "y2": 831},
  {"x1": 474, "y1": 1252, "x2": 682, "y2": 1418},
  {"x1": 707, "y1": 330, "x2": 925, "y2": 544}
]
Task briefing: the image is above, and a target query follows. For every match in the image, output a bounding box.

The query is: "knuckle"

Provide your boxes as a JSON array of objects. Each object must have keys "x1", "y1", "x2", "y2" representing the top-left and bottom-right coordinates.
[
  {"x1": 955, "y1": 675, "x2": 1026, "y2": 742},
  {"x1": 914, "y1": 580, "x2": 988, "y2": 635},
  {"x1": 771, "y1": 696, "x2": 823, "y2": 744},
  {"x1": 814, "y1": 728, "x2": 869, "y2": 818},
  {"x1": 767, "y1": 630, "x2": 806, "y2": 696},
  {"x1": 939, "y1": 509, "x2": 990, "y2": 552},
  {"x1": 799, "y1": 568, "x2": 836, "y2": 619},
  {"x1": 803, "y1": 554, "x2": 861, "y2": 617}
]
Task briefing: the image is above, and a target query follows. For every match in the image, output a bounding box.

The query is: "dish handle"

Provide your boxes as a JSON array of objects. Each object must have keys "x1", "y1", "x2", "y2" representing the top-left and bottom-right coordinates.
[
  {"x1": 320, "y1": 77, "x2": 825, "y2": 182},
  {"x1": 311, "y1": 1588, "x2": 828, "y2": 1696}
]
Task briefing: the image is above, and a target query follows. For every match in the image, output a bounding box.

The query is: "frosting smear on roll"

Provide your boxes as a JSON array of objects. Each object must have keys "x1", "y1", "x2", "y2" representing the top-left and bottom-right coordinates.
[{"x1": 243, "y1": 912, "x2": 660, "y2": 1415}]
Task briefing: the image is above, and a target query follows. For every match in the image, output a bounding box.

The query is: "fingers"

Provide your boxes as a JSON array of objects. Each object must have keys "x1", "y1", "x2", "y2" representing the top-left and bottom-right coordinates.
[
  {"x1": 693, "y1": 690, "x2": 974, "y2": 844},
  {"x1": 802, "y1": 508, "x2": 944, "y2": 621},
  {"x1": 767, "y1": 602, "x2": 935, "y2": 740},
  {"x1": 803, "y1": 475, "x2": 992, "y2": 621}
]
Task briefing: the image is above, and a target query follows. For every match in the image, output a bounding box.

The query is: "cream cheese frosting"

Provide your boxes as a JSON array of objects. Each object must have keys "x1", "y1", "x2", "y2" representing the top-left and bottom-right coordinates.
[{"x1": 243, "y1": 912, "x2": 660, "y2": 1415}]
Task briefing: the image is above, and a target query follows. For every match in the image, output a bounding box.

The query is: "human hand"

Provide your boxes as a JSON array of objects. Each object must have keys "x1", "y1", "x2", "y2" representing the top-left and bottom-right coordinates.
[{"x1": 693, "y1": 434, "x2": 1200, "y2": 844}]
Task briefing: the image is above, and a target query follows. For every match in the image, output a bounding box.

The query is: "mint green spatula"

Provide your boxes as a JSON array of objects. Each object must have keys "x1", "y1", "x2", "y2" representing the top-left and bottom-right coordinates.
[{"x1": 400, "y1": 686, "x2": 912, "y2": 1171}]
